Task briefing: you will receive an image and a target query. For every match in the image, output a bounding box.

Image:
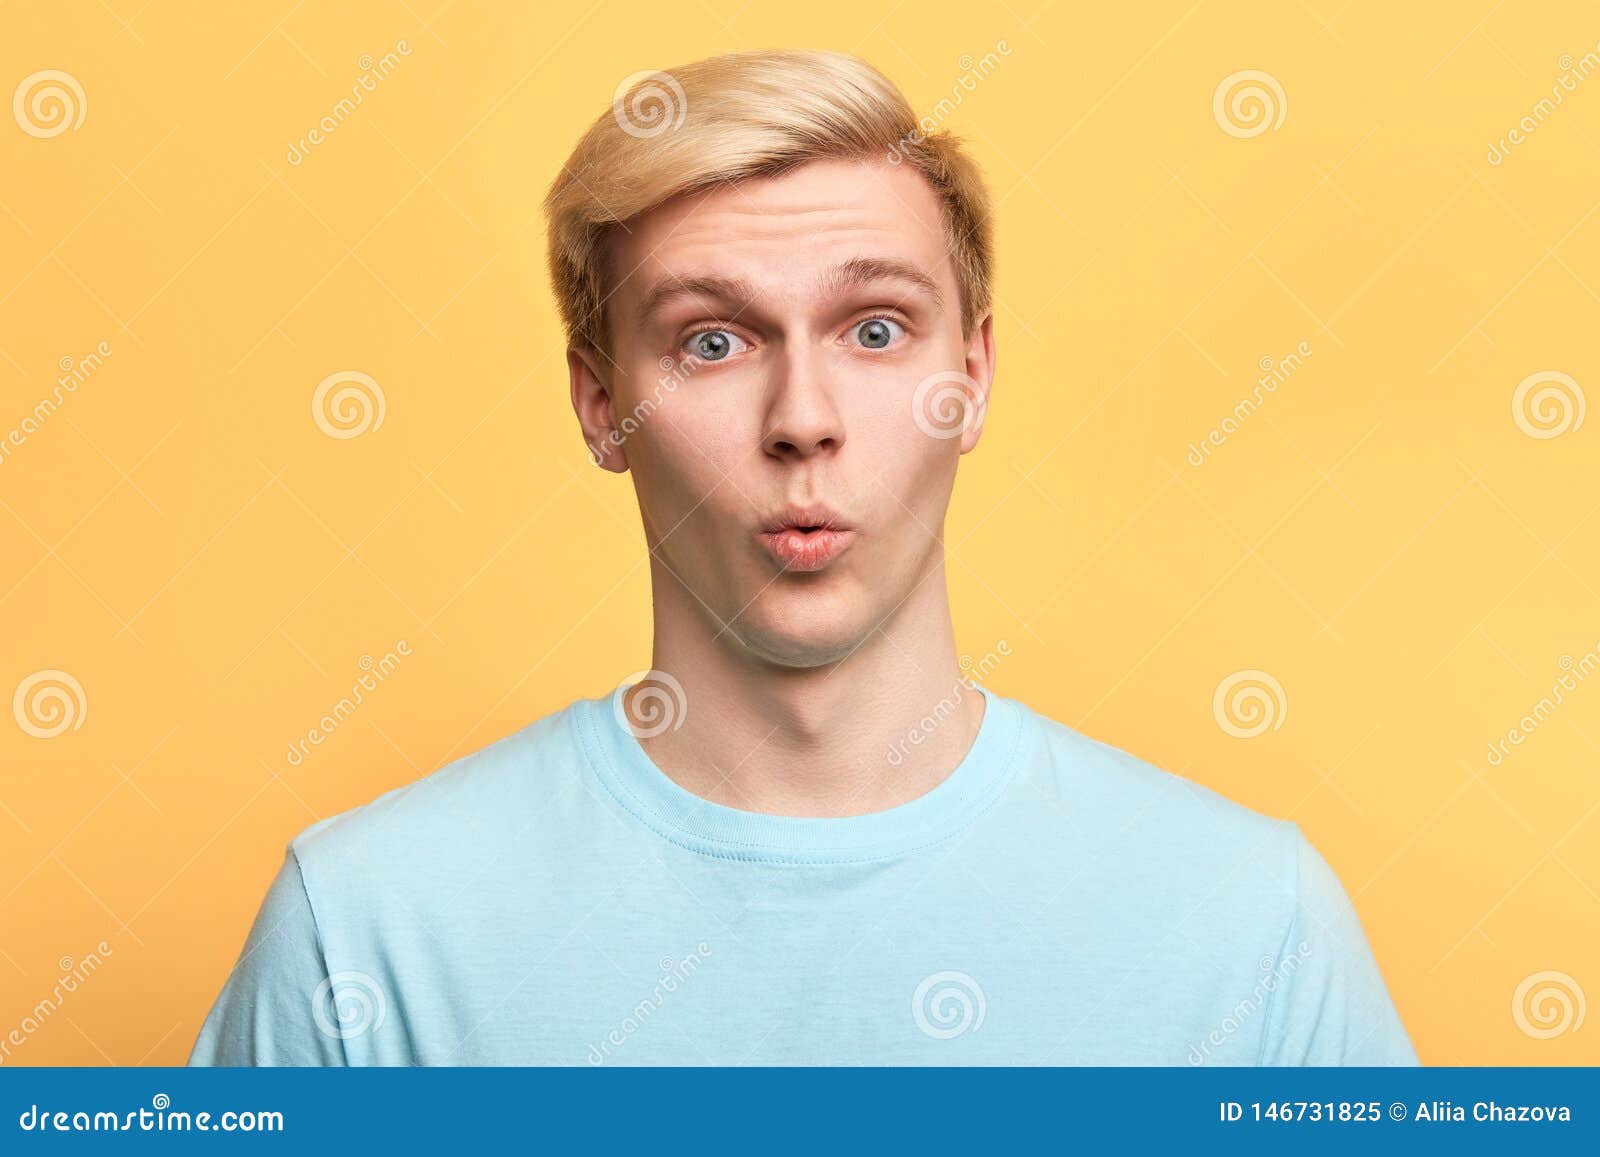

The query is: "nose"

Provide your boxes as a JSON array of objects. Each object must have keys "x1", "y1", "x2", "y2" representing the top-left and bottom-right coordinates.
[{"x1": 761, "y1": 346, "x2": 845, "y2": 462}]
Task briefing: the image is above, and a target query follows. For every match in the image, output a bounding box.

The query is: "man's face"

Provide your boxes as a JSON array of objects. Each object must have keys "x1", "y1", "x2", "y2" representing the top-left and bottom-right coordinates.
[{"x1": 570, "y1": 157, "x2": 994, "y2": 669}]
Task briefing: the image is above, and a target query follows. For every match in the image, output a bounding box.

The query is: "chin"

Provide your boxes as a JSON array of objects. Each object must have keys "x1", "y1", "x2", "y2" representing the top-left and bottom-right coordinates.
[{"x1": 731, "y1": 582, "x2": 878, "y2": 670}]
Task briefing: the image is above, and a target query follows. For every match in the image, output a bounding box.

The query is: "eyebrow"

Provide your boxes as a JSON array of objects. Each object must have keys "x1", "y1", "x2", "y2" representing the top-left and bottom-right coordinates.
[{"x1": 635, "y1": 256, "x2": 945, "y2": 324}]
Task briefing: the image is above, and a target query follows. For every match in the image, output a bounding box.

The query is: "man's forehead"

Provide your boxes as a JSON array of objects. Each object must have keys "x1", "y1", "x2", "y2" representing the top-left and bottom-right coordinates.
[
  {"x1": 610, "y1": 158, "x2": 953, "y2": 305},
  {"x1": 632, "y1": 257, "x2": 948, "y2": 326}
]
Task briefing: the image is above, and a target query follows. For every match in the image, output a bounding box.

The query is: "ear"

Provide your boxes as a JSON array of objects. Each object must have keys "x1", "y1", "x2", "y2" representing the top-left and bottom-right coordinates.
[
  {"x1": 568, "y1": 345, "x2": 629, "y2": 473},
  {"x1": 959, "y1": 312, "x2": 995, "y2": 455}
]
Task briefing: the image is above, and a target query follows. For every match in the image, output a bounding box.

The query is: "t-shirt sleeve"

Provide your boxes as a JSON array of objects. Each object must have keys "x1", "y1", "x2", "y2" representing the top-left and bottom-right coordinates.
[
  {"x1": 1258, "y1": 826, "x2": 1418, "y2": 1065},
  {"x1": 187, "y1": 847, "x2": 347, "y2": 1066}
]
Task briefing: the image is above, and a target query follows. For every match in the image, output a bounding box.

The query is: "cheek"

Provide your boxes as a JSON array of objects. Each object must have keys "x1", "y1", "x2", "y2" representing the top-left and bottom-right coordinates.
[
  {"x1": 626, "y1": 406, "x2": 743, "y2": 517},
  {"x1": 908, "y1": 440, "x2": 961, "y2": 509},
  {"x1": 663, "y1": 397, "x2": 749, "y2": 473},
  {"x1": 864, "y1": 426, "x2": 959, "y2": 520},
  {"x1": 642, "y1": 377, "x2": 775, "y2": 493}
]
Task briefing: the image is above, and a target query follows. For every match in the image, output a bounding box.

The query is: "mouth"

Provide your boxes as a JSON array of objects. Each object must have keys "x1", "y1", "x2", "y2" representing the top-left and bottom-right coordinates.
[{"x1": 758, "y1": 507, "x2": 855, "y2": 572}]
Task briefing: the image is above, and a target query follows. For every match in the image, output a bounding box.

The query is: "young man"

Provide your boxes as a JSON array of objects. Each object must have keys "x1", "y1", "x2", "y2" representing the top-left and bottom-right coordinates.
[{"x1": 190, "y1": 49, "x2": 1415, "y2": 1066}]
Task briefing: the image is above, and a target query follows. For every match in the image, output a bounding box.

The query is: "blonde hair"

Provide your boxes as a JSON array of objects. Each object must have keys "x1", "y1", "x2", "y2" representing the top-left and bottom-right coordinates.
[{"x1": 544, "y1": 49, "x2": 994, "y2": 354}]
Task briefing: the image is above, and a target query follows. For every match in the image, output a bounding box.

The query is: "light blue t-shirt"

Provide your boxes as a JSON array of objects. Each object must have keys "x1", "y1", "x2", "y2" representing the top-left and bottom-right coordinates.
[{"x1": 189, "y1": 681, "x2": 1416, "y2": 1066}]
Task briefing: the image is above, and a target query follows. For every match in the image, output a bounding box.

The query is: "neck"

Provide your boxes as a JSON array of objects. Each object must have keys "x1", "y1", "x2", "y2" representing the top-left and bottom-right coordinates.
[{"x1": 633, "y1": 554, "x2": 985, "y2": 818}]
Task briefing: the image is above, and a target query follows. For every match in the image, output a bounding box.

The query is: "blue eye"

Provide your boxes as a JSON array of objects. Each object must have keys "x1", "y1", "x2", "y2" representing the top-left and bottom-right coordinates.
[
  {"x1": 685, "y1": 330, "x2": 746, "y2": 362},
  {"x1": 855, "y1": 318, "x2": 904, "y2": 349}
]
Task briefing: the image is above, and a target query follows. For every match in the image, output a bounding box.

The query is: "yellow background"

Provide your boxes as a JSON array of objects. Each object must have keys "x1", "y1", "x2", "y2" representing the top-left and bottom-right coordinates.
[{"x1": 3, "y1": 0, "x2": 1597, "y2": 1065}]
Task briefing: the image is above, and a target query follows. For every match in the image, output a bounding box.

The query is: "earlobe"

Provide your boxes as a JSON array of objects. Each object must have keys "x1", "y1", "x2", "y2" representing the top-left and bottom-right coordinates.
[
  {"x1": 568, "y1": 345, "x2": 629, "y2": 473},
  {"x1": 959, "y1": 313, "x2": 996, "y2": 455}
]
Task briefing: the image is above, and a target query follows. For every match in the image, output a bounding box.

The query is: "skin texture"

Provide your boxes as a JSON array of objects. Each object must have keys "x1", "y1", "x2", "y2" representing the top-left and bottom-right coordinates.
[{"x1": 567, "y1": 157, "x2": 996, "y2": 817}]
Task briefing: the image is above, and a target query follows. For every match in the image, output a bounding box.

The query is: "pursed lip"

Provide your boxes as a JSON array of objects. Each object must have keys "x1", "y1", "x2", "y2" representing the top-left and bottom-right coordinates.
[{"x1": 758, "y1": 506, "x2": 855, "y2": 572}]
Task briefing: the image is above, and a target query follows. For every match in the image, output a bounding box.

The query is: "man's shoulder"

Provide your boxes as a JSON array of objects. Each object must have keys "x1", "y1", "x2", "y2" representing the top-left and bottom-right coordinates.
[
  {"x1": 1006, "y1": 695, "x2": 1301, "y2": 886},
  {"x1": 285, "y1": 692, "x2": 600, "y2": 875}
]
